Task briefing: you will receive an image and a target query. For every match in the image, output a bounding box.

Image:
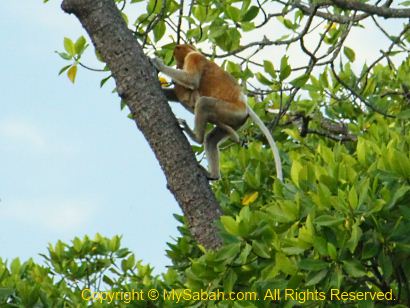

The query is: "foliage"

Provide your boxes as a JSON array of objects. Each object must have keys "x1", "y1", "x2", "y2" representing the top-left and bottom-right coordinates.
[
  {"x1": 32, "y1": 0, "x2": 410, "y2": 306},
  {"x1": 0, "y1": 235, "x2": 164, "y2": 307}
]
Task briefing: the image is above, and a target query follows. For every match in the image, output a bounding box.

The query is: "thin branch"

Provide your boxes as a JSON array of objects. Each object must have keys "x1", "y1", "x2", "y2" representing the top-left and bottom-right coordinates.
[
  {"x1": 330, "y1": 63, "x2": 395, "y2": 118},
  {"x1": 206, "y1": 3, "x2": 325, "y2": 58},
  {"x1": 177, "y1": 0, "x2": 184, "y2": 44},
  {"x1": 308, "y1": 129, "x2": 357, "y2": 142},
  {"x1": 358, "y1": 23, "x2": 409, "y2": 90},
  {"x1": 270, "y1": 5, "x2": 319, "y2": 129},
  {"x1": 142, "y1": 0, "x2": 167, "y2": 48},
  {"x1": 76, "y1": 59, "x2": 106, "y2": 72}
]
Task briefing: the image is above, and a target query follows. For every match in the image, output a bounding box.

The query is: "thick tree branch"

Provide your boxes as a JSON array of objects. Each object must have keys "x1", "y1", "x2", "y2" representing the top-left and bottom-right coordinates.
[
  {"x1": 331, "y1": 0, "x2": 410, "y2": 18},
  {"x1": 292, "y1": 0, "x2": 369, "y2": 24},
  {"x1": 61, "y1": 0, "x2": 222, "y2": 249}
]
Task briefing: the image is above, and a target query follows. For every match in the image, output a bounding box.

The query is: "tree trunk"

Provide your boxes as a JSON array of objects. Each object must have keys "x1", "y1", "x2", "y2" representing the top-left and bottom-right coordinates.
[{"x1": 61, "y1": 0, "x2": 222, "y2": 249}]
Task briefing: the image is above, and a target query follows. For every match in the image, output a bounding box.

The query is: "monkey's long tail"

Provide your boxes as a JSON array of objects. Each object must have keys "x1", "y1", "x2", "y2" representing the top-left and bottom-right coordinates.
[{"x1": 246, "y1": 105, "x2": 283, "y2": 182}]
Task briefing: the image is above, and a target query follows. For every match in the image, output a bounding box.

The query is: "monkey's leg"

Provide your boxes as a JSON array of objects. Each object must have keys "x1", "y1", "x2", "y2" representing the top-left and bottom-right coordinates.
[
  {"x1": 205, "y1": 127, "x2": 229, "y2": 180},
  {"x1": 215, "y1": 123, "x2": 240, "y2": 143},
  {"x1": 194, "y1": 96, "x2": 244, "y2": 144}
]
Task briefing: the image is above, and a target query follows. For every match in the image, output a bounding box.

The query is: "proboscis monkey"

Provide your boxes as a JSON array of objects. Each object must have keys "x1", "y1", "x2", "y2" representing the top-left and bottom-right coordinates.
[{"x1": 152, "y1": 44, "x2": 283, "y2": 182}]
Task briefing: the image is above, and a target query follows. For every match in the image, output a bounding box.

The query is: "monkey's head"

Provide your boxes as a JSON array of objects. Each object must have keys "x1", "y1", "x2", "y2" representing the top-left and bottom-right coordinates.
[{"x1": 174, "y1": 44, "x2": 196, "y2": 68}]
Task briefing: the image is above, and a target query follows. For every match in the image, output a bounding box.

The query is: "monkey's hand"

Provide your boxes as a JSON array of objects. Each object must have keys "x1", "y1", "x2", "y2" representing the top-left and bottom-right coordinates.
[
  {"x1": 239, "y1": 138, "x2": 247, "y2": 148},
  {"x1": 177, "y1": 118, "x2": 201, "y2": 144},
  {"x1": 151, "y1": 57, "x2": 165, "y2": 72}
]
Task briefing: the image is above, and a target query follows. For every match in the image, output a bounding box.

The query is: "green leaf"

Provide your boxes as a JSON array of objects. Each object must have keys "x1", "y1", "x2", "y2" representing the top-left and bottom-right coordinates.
[
  {"x1": 348, "y1": 186, "x2": 358, "y2": 209},
  {"x1": 103, "y1": 275, "x2": 115, "y2": 286},
  {"x1": 120, "y1": 99, "x2": 127, "y2": 111},
  {"x1": 193, "y1": 5, "x2": 207, "y2": 23},
  {"x1": 387, "y1": 186, "x2": 410, "y2": 209},
  {"x1": 388, "y1": 148, "x2": 410, "y2": 178},
  {"x1": 72, "y1": 237, "x2": 82, "y2": 252},
  {"x1": 242, "y1": 6, "x2": 259, "y2": 22},
  {"x1": 357, "y1": 138, "x2": 366, "y2": 164},
  {"x1": 221, "y1": 216, "x2": 239, "y2": 236},
  {"x1": 147, "y1": 0, "x2": 163, "y2": 14},
  {"x1": 121, "y1": 254, "x2": 135, "y2": 272},
  {"x1": 282, "y1": 128, "x2": 301, "y2": 141},
  {"x1": 256, "y1": 72, "x2": 272, "y2": 85},
  {"x1": 299, "y1": 259, "x2": 328, "y2": 271},
  {"x1": 74, "y1": 36, "x2": 87, "y2": 55},
  {"x1": 10, "y1": 258, "x2": 21, "y2": 275},
  {"x1": 327, "y1": 243, "x2": 337, "y2": 260},
  {"x1": 362, "y1": 242, "x2": 378, "y2": 259},
  {"x1": 109, "y1": 235, "x2": 121, "y2": 252},
  {"x1": 314, "y1": 215, "x2": 344, "y2": 227},
  {"x1": 100, "y1": 75, "x2": 112, "y2": 88},
  {"x1": 346, "y1": 222, "x2": 362, "y2": 254},
  {"x1": 290, "y1": 74, "x2": 309, "y2": 88},
  {"x1": 342, "y1": 260, "x2": 366, "y2": 277},
  {"x1": 278, "y1": 16, "x2": 297, "y2": 30},
  {"x1": 291, "y1": 160, "x2": 303, "y2": 187},
  {"x1": 343, "y1": 46, "x2": 356, "y2": 62},
  {"x1": 64, "y1": 37, "x2": 76, "y2": 57},
  {"x1": 153, "y1": 21, "x2": 166, "y2": 42},
  {"x1": 306, "y1": 269, "x2": 328, "y2": 286},
  {"x1": 275, "y1": 253, "x2": 297, "y2": 275},
  {"x1": 223, "y1": 270, "x2": 237, "y2": 293},
  {"x1": 279, "y1": 56, "x2": 291, "y2": 81},
  {"x1": 58, "y1": 65, "x2": 71, "y2": 76},
  {"x1": 397, "y1": 109, "x2": 410, "y2": 119},
  {"x1": 226, "y1": 6, "x2": 241, "y2": 22},
  {"x1": 215, "y1": 243, "x2": 241, "y2": 262},
  {"x1": 252, "y1": 240, "x2": 270, "y2": 258},
  {"x1": 263, "y1": 60, "x2": 276, "y2": 78},
  {"x1": 241, "y1": 22, "x2": 255, "y2": 32},
  {"x1": 121, "y1": 12, "x2": 129, "y2": 25},
  {"x1": 379, "y1": 252, "x2": 393, "y2": 279},
  {"x1": 56, "y1": 51, "x2": 72, "y2": 60}
]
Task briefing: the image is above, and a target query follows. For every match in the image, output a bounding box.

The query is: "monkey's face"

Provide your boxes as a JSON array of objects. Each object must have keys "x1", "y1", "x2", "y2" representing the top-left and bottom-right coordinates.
[{"x1": 174, "y1": 44, "x2": 196, "y2": 68}]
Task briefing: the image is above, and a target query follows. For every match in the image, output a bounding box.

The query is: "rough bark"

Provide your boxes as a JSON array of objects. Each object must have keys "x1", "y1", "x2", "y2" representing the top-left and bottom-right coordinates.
[{"x1": 61, "y1": 0, "x2": 222, "y2": 249}]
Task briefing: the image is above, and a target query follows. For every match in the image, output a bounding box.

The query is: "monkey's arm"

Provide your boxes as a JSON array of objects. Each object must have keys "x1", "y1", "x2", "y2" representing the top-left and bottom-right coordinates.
[{"x1": 152, "y1": 57, "x2": 200, "y2": 90}]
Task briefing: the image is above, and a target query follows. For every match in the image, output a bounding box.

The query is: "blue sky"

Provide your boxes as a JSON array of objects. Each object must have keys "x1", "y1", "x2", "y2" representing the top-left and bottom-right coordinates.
[{"x1": 0, "y1": 1, "x2": 184, "y2": 273}]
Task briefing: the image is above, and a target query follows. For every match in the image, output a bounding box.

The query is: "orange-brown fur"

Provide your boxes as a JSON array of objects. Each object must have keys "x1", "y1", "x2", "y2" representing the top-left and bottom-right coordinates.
[
  {"x1": 174, "y1": 45, "x2": 246, "y2": 115},
  {"x1": 153, "y1": 44, "x2": 283, "y2": 181}
]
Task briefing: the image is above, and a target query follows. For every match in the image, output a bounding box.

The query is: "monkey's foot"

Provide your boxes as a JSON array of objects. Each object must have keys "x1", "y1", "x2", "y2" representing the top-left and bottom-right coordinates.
[
  {"x1": 207, "y1": 174, "x2": 220, "y2": 181},
  {"x1": 197, "y1": 164, "x2": 220, "y2": 181},
  {"x1": 239, "y1": 138, "x2": 247, "y2": 147}
]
